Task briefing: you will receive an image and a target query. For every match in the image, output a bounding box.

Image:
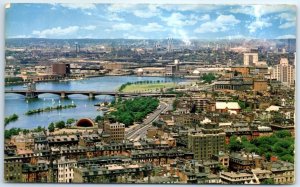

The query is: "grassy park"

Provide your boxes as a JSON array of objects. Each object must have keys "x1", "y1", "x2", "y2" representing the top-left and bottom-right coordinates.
[{"x1": 120, "y1": 82, "x2": 177, "y2": 93}]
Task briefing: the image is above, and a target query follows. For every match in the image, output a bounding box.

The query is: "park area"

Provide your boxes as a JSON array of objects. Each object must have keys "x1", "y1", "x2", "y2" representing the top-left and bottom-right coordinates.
[{"x1": 120, "y1": 82, "x2": 177, "y2": 93}]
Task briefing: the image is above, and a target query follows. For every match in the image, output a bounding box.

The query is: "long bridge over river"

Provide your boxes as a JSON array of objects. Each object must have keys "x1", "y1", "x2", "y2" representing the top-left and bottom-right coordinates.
[{"x1": 5, "y1": 89, "x2": 176, "y2": 99}]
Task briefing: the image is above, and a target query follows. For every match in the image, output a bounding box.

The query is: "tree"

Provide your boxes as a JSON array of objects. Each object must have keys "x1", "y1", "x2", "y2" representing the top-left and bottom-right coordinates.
[
  {"x1": 95, "y1": 115, "x2": 104, "y2": 123},
  {"x1": 200, "y1": 73, "x2": 216, "y2": 84},
  {"x1": 48, "y1": 122, "x2": 55, "y2": 132},
  {"x1": 55, "y1": 121, "x2": 65, "y2": 129},
  {"x1": 274, "y1": 130, "x2": 291, "y2": 138},
  {"x1": 67, "y1": 118, "x2": 75, "y2": 125},
  {"x1": 228, "y1": 136, "x2": 244, "y2": 152},
  {"x1": 34, "y1": 126, "x2": 44, "y2": 132},
  {"x1": 261, "y1": 179, "x2": 275, "y2": 184}
]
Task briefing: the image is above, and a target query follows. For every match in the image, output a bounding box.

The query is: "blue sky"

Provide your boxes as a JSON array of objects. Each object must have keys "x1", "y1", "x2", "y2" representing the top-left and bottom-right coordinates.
[{"x1": 5, "y1": 3, "x2": 297, "y2": 40}]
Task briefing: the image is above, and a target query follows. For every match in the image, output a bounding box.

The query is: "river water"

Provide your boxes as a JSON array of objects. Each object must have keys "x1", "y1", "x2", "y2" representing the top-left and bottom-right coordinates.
[{"x1": 5, "y1": 76, "x2": 183, "y2": 129}]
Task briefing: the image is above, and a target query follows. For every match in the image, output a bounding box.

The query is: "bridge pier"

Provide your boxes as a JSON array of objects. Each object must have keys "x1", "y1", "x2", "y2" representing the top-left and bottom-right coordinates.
[
  {"x1": 89, "y1": 92, "x2": 95, "y2": 99},
  {"x1": 60, "y1": 92, "x2": 67, "y2": 99},
  {"x1": 26, "y1": 91, "x2": 38, "y2": 99}
]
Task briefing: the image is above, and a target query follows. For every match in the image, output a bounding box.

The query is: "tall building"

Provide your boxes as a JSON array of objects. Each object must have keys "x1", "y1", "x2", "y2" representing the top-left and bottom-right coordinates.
[
  {"x1": 167, "y1": 38, "x2": 173, "y2": 52},
  {"x1": 243, "y1": 53, "x2": 258, "y2": 66},
  {"x1": 103, "y1": 122, "x2": 125, "y2": 143},
  {"x1": 75, "y1": 42, "x2": 80, "y2": 54},
  {"x1": 271, "y1": 58, "x2": 295, "y2": 87},
  {"x1": 188, "y1": 123, "x2": 225, "y2": 161}
]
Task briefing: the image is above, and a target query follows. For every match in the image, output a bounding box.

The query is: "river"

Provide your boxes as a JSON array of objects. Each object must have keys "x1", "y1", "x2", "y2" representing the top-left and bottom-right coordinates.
[{"x1": 5, "y1": 76, "x2": 183, "y2": 129}]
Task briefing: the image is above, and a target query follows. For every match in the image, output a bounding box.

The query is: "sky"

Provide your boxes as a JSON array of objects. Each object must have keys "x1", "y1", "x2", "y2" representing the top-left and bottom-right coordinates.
[{"x1": 5, "y1": 3, "x2": 297, "y2": 40}]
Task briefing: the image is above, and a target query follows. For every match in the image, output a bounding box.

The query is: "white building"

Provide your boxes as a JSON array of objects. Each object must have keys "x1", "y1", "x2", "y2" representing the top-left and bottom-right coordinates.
[
  {"x1": 271, "y1": 58, "x2": 295, "y2": 86},
  {"x1": 57, "y1": 157, "x2": 77, "y2": 183},
  {"x1": 244, "y1": 53, "x2": 258, "y2": 66}
]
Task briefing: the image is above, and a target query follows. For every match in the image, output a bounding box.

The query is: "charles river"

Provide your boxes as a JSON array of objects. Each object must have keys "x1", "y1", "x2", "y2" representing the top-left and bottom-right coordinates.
[{"x1": 5, "y1": 76, "x2": 184, "y2": 129}]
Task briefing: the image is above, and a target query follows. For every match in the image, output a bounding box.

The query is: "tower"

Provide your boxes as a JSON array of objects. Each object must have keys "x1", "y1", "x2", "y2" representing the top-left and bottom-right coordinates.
[{"x1": 167, "y1": 38, "x2": 173, "y2": 52}]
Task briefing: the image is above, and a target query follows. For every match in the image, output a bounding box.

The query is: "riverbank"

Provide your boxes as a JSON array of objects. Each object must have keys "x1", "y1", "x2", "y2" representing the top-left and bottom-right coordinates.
[{"x1": 5, "y1": 114, "x2": 19, "y2": 126}]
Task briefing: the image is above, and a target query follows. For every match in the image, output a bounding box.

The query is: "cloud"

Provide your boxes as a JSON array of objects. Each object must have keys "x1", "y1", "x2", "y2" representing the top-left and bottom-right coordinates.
[
  {"x1": 277, "y1": 13, "x2": 296, "y2": 29},
  {"x1": 133, "y1": 5, "x2": 161, "y2": 18},
  {"x1": 32, "y1": 26, "x2": 79, "y2": 38},
  {"x1": 231, "y1": 5, "x2": 295, "y2": 32},
  {"x1": 171, "y1": 28, "x2": 193, "y2": 45},
  {"x1": 59, "y1": 3, "x2": 96, "y2": 10},
  {"x1": 112, "y1": 23, "x2": 134, "y2": 31},
  {"x1": 83, "y1": 25, "x2": 96, "y2": 30},
  {"x1": 276, "y1": 34, "x2": 296, "y2": 39},
  {"x1": 161, "y1": 13, "x2": 198, "y2": 27},
  {"x1": 194, "y1": 15, "x2": 240, "y2": 33},
  {"x1": 123, "y1": 33, "x2": 145, "y2": 39},
  {"x1": 230, "y1": 5, "x2": 294, "y2": 17},
  {"x1": 107, "y1": 4, "x2": 137, "y2": 12},
  {"x1": 107, "y1": 13, "x2": 124, "y2": 21},
  {"x1": 161, "y1": 5, "x2": 222, "y2": 12},
  {"x1": 8, "y1": 35, "x2": 31, "y2": 38},
  {"x1": 140, "y1": 22, "x2": 165, "y2": 32},
  {"x1": 248, "y1": 19, "x2": 272, "y2": 33},
  {"x1": 220, "y1": 34, "x2": 256, "y2": 40},
  {"x1": 198, "y1": 14, "x2": 210, "y2": 21},
  {"x1": 279, "y1": 22, "x2": 295, "y2": 29}
]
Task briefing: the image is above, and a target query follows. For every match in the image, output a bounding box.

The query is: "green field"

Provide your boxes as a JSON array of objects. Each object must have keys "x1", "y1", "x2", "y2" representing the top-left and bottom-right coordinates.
[{"x1": 121, "y1": 82, "x2": 177, "y2": 93}]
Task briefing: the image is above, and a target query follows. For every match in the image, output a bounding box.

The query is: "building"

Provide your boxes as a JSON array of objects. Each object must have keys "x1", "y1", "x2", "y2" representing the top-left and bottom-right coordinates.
[
  {"x1": 4, "y1": 159, "x2": 23, "y2": 182},
  {"x1": 231, "y1": 66, "x2": 250, "y2": 75},
  {"x1": 215, "y1": 102, "x2": 241, "y2": 113},
  {"x1": 165, "y1": 65, "x2": 177, "y2": 76},
  {"x1": 52, "y1": 63, "x2": 70, "y2": 76},
  {"x1": 271, "y1": 58, "x2": 295, "y2": 87},
  {"x1": 262, "y1": 160, "x2": 294, "y2": 184},
  {"x1": 57, "y1": 157, "x2": 77, "y2": 183},
  {"x1": 73, "y1": 164, "x2": 153, "y2": 183},
  {"x1": 103, "y1": 122, "x2": 125, "y2": 143},
  {"x1": 212, "y1": 151, "x2": 229, "y2": 168},
  {"x1": 243, "y1": 53, "x2": 258, "y2": 66},
  {"x1": 213, "y1": 77, "x2": 253, "y2": 91},
  {"x1": 229, "y1": 152, "x2": 262, "y2": 171},
  {"x1": 253, "y1": 79, "x2": 268, "y2": 91},
  {"x1": 188, "y1": 123, "x2": 226, "y2": 161},
  {"x1": 220, "y1": 171, "x2": 258, "y2": 184}
]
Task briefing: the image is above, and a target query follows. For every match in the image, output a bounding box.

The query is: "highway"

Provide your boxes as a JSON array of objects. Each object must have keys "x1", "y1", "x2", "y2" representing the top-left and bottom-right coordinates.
[{"x1": 125, "y1": 101, "x2": 169, "y2": 141}]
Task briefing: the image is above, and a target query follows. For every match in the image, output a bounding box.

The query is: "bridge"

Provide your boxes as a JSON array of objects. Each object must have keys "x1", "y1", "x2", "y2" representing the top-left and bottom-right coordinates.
[{"x1": 5, "y1": 90, "x2": 176, "y2": 99}]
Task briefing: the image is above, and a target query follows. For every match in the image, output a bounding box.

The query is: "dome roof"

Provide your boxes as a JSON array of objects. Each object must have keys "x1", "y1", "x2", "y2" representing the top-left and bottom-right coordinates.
[
  {"x1": 137, "y1": 68, "x2": 144, "y2": 72},
  {"x1": 76, "y1": 118, "x2": 95, "y2": 127}
]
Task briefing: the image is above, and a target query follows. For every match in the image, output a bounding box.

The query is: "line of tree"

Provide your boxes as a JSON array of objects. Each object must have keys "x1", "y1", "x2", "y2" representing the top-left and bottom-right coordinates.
[
  {"x1": 4, "y1": 114, "x2": 19, "y2": 126},
  {"x1": 108, "y1": 97, "x2": 159, "y2": 127},
  {"x1": 48, "y1": 120, "x2": 67, "y2": 132},
  {"x1": 4, "y1": 126, "x2": 45, "y2": 139},
  {"x1": 25, "y1": 104, "x2": 76, "y2": 115},
  {"x1": 5, "y1": 77, "x2": 23, "y2": 83},
  {"x1": 228, "y1": 130, "x2": 294, "y2": 163},
  {"x1": 5, "y1": 128, "x2": 23, "y2": 139}
]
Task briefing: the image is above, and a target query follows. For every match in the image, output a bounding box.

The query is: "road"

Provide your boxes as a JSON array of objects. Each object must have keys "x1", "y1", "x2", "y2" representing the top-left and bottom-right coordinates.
[{"x1": 125, "y1": 101, "x2": 169, "y2": 141}]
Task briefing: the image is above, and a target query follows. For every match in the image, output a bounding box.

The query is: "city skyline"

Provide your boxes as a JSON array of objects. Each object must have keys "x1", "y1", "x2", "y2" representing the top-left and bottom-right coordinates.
[{"x1": 5, "y1": 4, "x2": 296, "y2": 41}]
